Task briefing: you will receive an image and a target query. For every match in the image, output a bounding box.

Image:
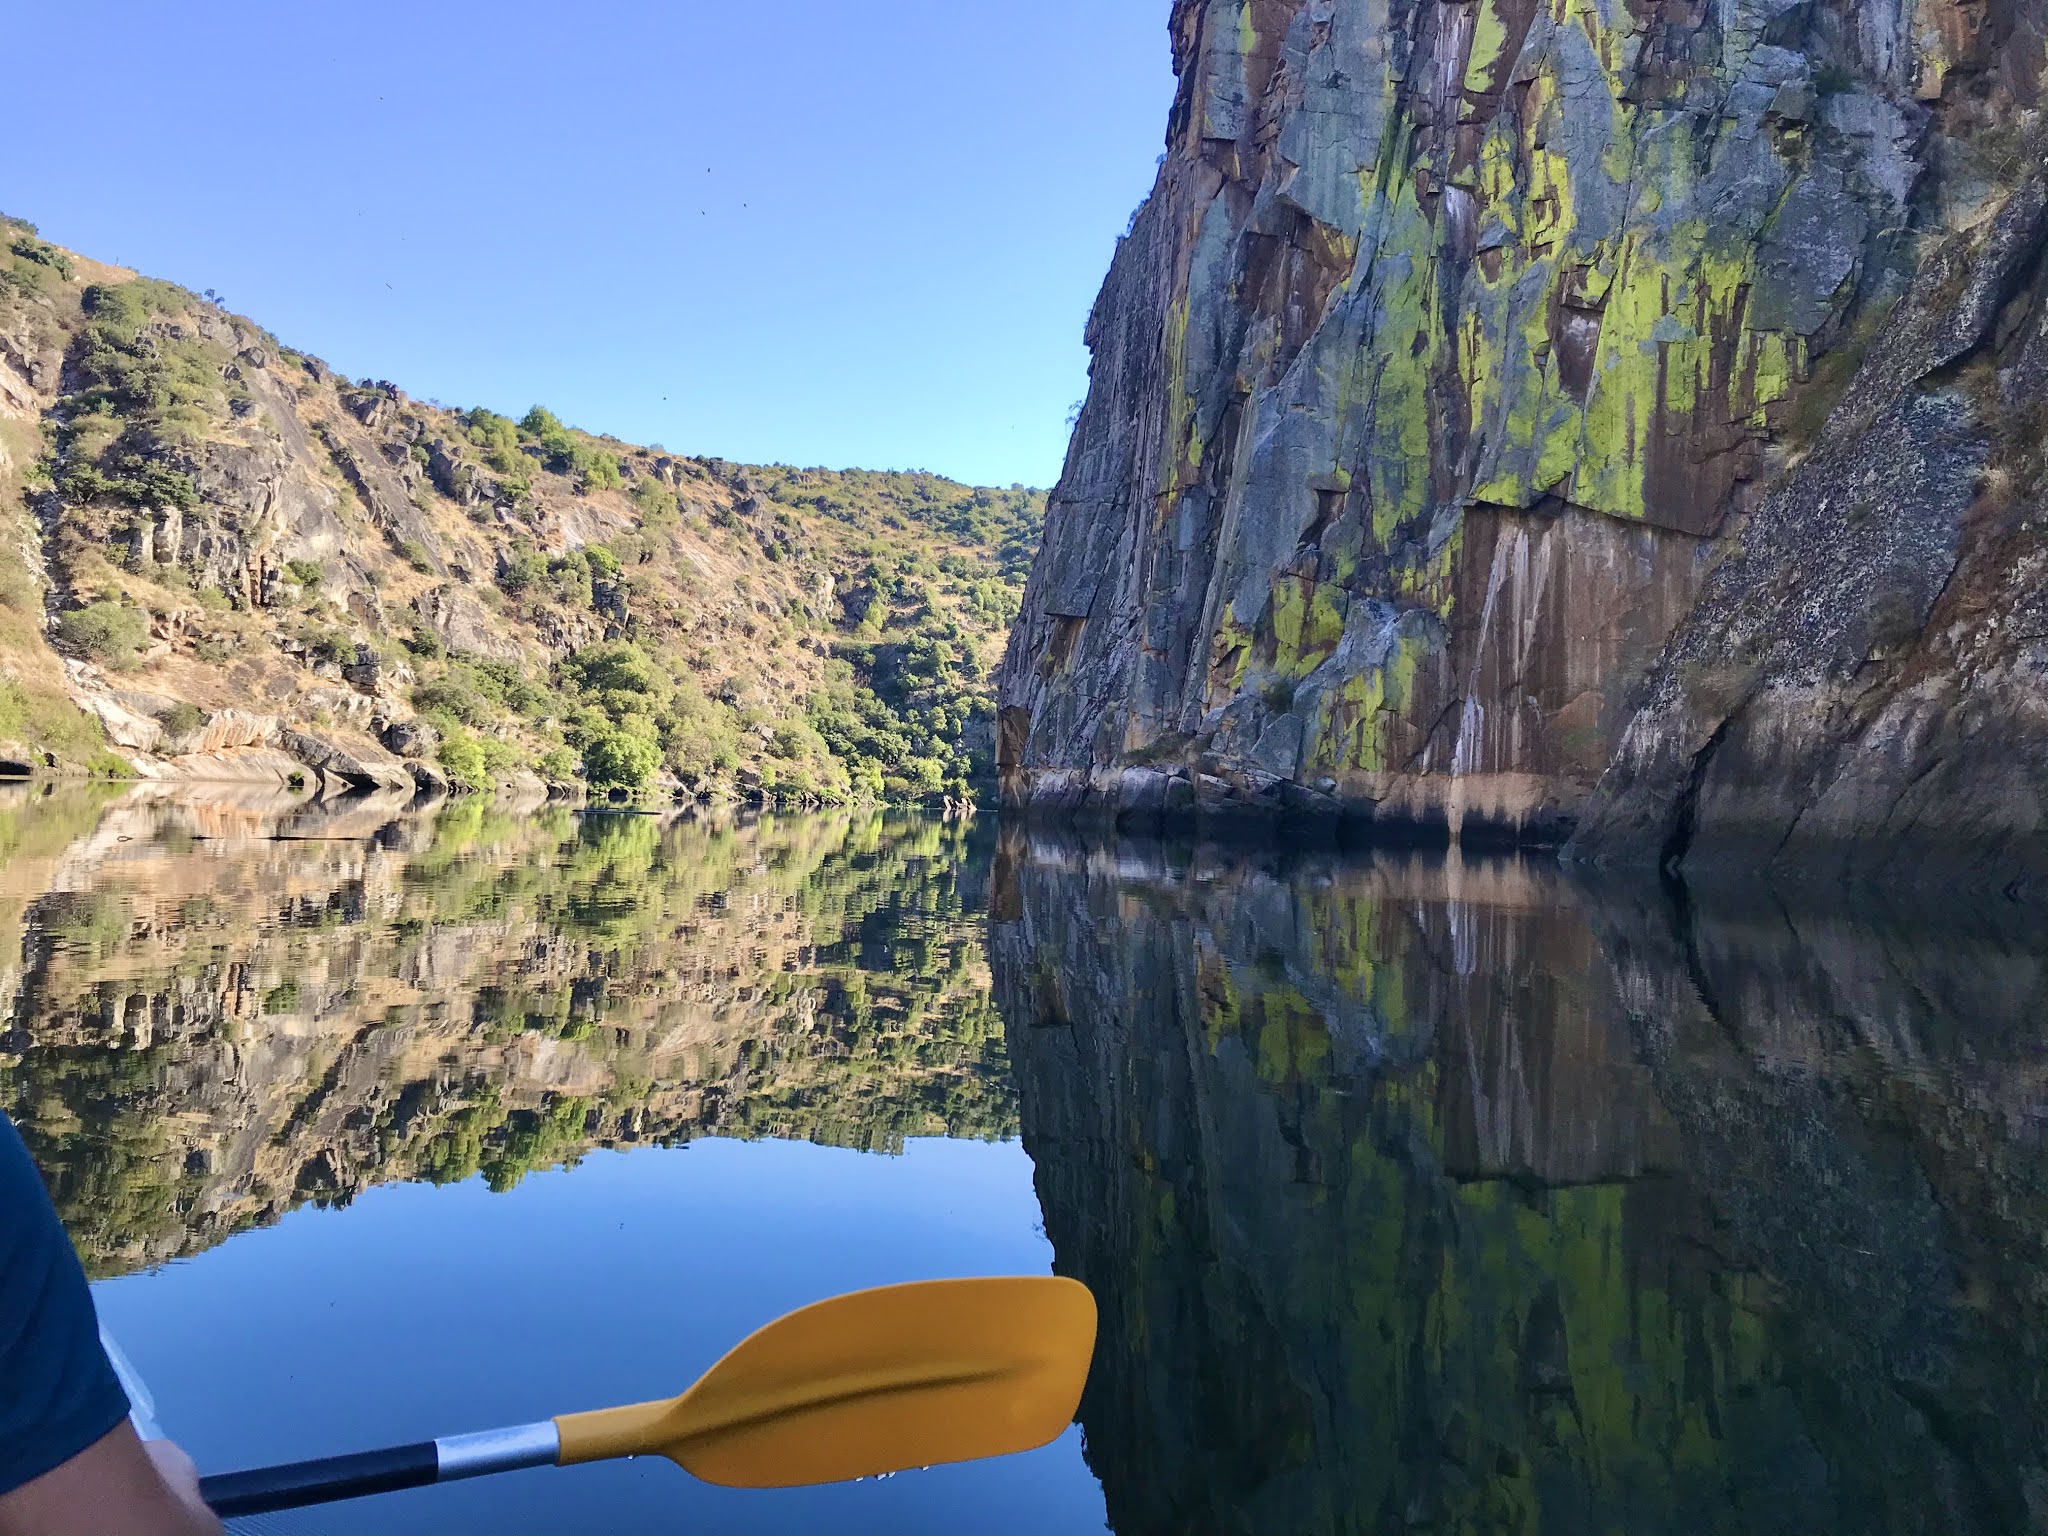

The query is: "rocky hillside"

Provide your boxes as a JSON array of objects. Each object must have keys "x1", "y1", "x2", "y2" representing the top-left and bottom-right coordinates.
[
  {"x1": 0, "y1": 222, "x2": 1041, "y2": 803},
  {"x1": 999, "y1": 0, "x2": 2048, "y2": 885}
]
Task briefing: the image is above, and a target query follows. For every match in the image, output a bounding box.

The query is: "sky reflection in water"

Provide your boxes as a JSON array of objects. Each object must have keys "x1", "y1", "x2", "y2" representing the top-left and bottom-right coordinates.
[{"x1": 97, "y1": 1137, "x2": 1099, "y2": 1535}]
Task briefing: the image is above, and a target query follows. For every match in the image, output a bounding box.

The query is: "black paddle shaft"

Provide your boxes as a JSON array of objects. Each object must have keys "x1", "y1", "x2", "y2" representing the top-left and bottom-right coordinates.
[{"x1": 201, "y1": 1441, "x2": 439, "y2": 1517}]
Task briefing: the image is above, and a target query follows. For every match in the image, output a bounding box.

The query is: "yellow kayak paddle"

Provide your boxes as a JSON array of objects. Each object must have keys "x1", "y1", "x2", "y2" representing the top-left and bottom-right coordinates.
[{"x1": 199, "y1": 1276, "x2": 1096, "y2": 1517}]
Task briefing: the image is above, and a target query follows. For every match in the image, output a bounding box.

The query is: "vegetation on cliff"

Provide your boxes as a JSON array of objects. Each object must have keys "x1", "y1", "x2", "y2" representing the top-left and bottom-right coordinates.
[{"x1": 0, "y1": 216, "x2": 1042, "y2": 803}]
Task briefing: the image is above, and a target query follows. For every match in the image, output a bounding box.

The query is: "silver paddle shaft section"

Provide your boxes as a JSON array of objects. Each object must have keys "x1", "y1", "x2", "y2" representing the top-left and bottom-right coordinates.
[{"x1": 434, "y1": 1421, "x2": 560, "y2": 1482}]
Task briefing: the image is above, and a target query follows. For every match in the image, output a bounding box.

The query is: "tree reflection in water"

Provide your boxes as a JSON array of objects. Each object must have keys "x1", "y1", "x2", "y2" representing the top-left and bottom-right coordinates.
[{"x1": 0, "y1": 785, "x2": 1014, "y2": 1280}]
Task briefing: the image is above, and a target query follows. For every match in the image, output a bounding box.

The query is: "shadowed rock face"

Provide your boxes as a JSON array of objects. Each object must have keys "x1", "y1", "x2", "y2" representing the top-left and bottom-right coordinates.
[
  {"x1": 1571, "y1": 181, "x2": 2048, "y2": 887},
  {"x1": 999, "y1": 0, "x2": 2048, "y2": 876},
  {"x1": 994, "y1": 831, "x2": 2048, "y2": 1534}
]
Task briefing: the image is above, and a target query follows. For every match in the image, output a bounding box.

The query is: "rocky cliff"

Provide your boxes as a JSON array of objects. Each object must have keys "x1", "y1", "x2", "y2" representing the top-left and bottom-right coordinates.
[
  {"x1": 999, "y1": 0, "x2": 2048, "y2": 880},
  {"x1": 0, "y1": 224, "x2": 1041, "y2": 804}
]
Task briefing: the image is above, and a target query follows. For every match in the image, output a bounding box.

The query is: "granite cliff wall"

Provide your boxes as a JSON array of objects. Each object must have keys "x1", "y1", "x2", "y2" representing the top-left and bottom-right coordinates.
[{"x1": 999, "y1": 0, "x2": 2048, "y2": 877}]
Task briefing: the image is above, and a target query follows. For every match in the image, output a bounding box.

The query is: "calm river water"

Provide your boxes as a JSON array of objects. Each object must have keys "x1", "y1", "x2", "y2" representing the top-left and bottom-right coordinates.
[{"x1": 3, "y1": 784, "x2": 2045, "y2": 1533}]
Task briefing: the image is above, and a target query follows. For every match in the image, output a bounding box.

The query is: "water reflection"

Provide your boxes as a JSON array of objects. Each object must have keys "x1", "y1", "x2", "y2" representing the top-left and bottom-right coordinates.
[
  {"x1": 993, "y1": 829, "x2": 2048, "y2": 1536},
  {"x1": 0, "y1": 785, "x2": 1014, "y2": 1280},
  {"x1": 12, "y1": 785, "x2": 2048, "y2": 1532}
]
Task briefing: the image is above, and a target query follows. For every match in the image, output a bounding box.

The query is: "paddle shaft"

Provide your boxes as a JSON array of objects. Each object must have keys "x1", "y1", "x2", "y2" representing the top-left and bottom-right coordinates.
[{"x1": 199, "y1": 1422, "x2": 560, "y2": 1517}]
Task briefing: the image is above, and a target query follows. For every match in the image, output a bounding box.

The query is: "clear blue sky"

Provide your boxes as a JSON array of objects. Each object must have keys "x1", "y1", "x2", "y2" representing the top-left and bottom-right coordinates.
[{"x1": 3, "y1": 2, "x2": 1173, "y2": 488}]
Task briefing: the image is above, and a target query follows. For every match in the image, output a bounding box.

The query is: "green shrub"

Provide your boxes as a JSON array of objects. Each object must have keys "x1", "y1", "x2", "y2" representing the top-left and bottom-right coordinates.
[
  {"x1": 9, "y1": 234, "x2": 71, "y2": 279},
  {"x1": 516, "y1": 405, "x2": 628, "y2": 488},
  {"x1": 157, "y1": 701, "x2": 203, "y2": 738},
  {"x1": 295, "y1": 623, "x2": 356, "y2": 667},
  {"x1": 497, "y1": 546, "x2": 548, "y2": 595},
  {"x1": 82, "y1": 281, "x2": 180, "y2": 334},
  {"x1": 285, "y1": 558, "x2": 324, "y2": 589},
  {"x1": 414, "y1": 680, "x2": 491, "y2": 727},
  {"x1": 56, "y1": 602, "x2": 149, "y2": 669},
  {"x1": 581, "y1": 724, "x2": 661, "y2": 791},
  {"x1": 519, "y1": 405, "x2": 581, "y2": 474},
  {"x1": 562, "y1": 642, "x2": 660, "y2": 700},
  {"x1": 630, "y1": 478, "x2": 678, "y2": 529},
  {"x1": 519, "y1": 405, "x2": 564, "y2": 440},
  {"x1": 262, "y1": 979, "x2": 302, "y2": 1014},
  {"x1": 657, "y1": 680, "x2": 742, "y2": 781},
  {"x1": 467, "y1": 407, "x2": 521, "y2": 458},
  {"x1": 480, "y1": 663, "x2": 554, "y2": 720},
  {"x1": 55, "y1": 452, "x2": 199, "y2": 512},
  {"x1": 581, "y1": 452, "x2": 621, "y2": 492},
  {"x1": 548, "y1": 552, "x2": 593, "y2": 609},
  {"x1": 437, "y1": 727, "x2": 488, "y2": 789}
]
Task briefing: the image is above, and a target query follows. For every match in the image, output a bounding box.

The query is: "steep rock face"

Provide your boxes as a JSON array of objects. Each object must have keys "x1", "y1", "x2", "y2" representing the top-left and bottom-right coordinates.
[
  {"x1": 1001, "y1": 0, "x2": 2046, "y2": 859},
  {"x1": 1572, "y1": 178, "x2": 2048, "y2": 884}
]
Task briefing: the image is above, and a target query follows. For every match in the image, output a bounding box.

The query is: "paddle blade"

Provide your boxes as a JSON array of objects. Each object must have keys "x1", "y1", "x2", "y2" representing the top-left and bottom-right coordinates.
[{"x1": 555, "y1": 1276, "x2": 1096, "y2": 1488}]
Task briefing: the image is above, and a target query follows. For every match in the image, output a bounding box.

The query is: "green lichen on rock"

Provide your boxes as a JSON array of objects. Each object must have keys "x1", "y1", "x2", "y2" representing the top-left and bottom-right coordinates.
[
  {"x1": 998, "y1": 0, "x2": 2005, "y2": 846},
  {"x1": 1307, "y1": 630, "x2": 1423, "y2": 776}
]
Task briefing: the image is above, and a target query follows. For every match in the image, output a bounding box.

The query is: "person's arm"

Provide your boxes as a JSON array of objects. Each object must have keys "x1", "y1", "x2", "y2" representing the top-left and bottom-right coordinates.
[
  {"x1": 0, "y1": 1114, "x2": 222, "y2": 1534},
  {"x1": 0, "y1": 1422, "x2": 220, "y2": 1536}
]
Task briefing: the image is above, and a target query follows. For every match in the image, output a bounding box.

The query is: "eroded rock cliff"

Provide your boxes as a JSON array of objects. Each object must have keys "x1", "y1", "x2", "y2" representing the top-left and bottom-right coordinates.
[{"x1": 1000, "y1": 0, "x2": 2048, "y2": 877}]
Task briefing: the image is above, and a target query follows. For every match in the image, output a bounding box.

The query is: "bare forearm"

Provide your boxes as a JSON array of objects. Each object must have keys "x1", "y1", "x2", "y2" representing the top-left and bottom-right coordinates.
[{"x1": 0, "y1": 1423, "x2": 223, "y2": 1536}]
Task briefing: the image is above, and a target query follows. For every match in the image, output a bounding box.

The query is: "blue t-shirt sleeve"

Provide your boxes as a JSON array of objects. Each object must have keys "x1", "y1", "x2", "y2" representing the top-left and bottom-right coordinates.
[{"x1": 0, "y1": 1114, "x2": 130, "y2": 1495}]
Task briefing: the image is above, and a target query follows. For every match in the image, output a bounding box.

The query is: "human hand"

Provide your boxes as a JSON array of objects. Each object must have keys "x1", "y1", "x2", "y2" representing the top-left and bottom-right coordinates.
[{"x1": 142, "y1": 1438, "x2": 222, "y2": 1534}]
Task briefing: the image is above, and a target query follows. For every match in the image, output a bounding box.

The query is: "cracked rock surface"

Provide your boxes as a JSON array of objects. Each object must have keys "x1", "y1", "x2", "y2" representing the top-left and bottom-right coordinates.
[{"x1": 1001, "y1": 0, "x2": 2048, "y2": 885}]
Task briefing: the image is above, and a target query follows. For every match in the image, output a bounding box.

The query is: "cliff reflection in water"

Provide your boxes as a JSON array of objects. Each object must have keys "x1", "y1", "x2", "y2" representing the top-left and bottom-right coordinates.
[
  {"x1": 994, "y1": 830, "x2": 2048, "y2": 1536},
  {"x1": 0, "y1": 786, "x2": 1014, "y2": 1280}
]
